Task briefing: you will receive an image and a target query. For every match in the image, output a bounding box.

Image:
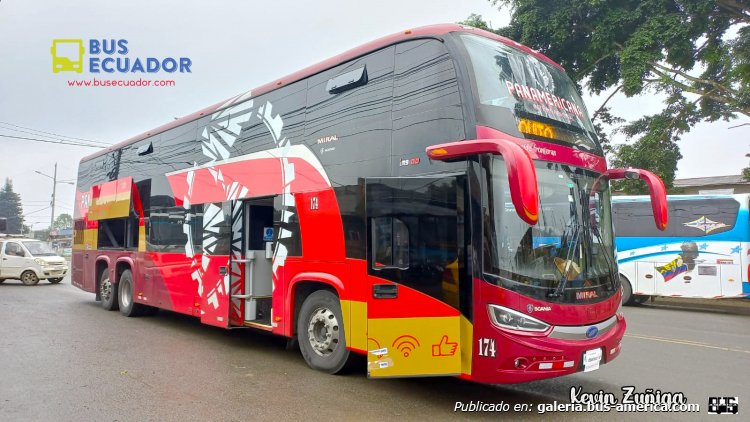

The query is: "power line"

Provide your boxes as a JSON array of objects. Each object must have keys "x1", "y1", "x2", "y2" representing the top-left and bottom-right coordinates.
[
  {"x1": 24, "y1": 206, "x2": 51, "y2": 216},
  {"x1": 0, "y1": 134, "x2": 104, "y2": 148},
  {"x1": 0, "y1": 125, "x2": 111, "y2": 147},
  {"x1": 0, "y1": 121, "x2": 109, "y2": 146}
]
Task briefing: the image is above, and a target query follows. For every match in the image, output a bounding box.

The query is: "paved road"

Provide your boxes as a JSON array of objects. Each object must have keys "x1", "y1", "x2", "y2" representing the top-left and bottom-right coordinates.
[{"x1": 1, "y1": 276, "x2": 747, "y2": 421}]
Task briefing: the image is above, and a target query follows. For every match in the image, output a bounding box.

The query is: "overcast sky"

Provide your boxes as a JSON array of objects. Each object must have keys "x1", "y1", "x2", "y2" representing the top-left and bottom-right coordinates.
[{"x1": 1, "y1": 0, "x2": 748, "y2": 229}]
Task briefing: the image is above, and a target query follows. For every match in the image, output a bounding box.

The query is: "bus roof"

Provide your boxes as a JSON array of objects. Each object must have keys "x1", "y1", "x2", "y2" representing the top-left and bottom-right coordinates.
[{"x1": 82, "y1": 24, "x2": 563, "y2": 162}]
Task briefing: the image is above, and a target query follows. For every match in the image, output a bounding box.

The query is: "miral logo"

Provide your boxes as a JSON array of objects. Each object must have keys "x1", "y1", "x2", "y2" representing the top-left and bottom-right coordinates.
[
  {"x1": 576, "y1": 290, "x2": 599, "y2": 300},
  {"x1": 51, "y1": 39, "x2": 192, "y2": 74}
]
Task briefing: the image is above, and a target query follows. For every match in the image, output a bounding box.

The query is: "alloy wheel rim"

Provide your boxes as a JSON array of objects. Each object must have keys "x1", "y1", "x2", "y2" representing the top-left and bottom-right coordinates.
[
  {"x1": 101, "y1": 277, "x2": 112, "y2": 301},
  {"x1": 307, "y1": 307, "x2": 340, "y2": 357}
]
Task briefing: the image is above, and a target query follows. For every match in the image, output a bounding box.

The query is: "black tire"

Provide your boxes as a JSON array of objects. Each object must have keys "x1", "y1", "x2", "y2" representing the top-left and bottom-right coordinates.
[
  {"x1": 620, "y1": 275, "x2": 635, "y2": 306},
  {"x1": 118, "y1": 269, "x2": 154, "y2": 317},
  {"x1": 48, "y1": 278, "x2": 63, "y2": 284},
  {"x1": 297, "y1": 290, "x2": 354, "y2": 374},
  {"x1": 21, "y1": 270, "x2": 40, "y2": 286},
  {"x1": 0, "y1": 279, "x2": 5, "y2": 284},
  {"x1": 634, "y1": 295, "x2": 650, "y2": 304},
  {"x1": 99, "y1": 268, "x2": 118, "y2": 311}
]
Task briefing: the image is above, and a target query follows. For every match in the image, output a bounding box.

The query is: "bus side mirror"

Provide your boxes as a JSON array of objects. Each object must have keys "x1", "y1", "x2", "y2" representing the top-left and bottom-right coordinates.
[
  {"x1": 607, "y1": 168, "x2": 668, "y2": 231},
  {"x1": 426, "y1": 138, "x2": 539, "y2": 225}
]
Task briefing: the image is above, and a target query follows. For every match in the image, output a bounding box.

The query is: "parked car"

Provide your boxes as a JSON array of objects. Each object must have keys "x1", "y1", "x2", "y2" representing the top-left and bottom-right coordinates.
[{"x1": 0, "y1": 237, "x2": 68, "y2": 285}]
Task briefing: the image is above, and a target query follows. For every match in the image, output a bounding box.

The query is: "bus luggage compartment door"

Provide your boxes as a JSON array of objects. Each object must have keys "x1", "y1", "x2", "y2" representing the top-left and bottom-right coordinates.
[{"x1": 365, "y1": 176, "x2": 464, "y2": 378}]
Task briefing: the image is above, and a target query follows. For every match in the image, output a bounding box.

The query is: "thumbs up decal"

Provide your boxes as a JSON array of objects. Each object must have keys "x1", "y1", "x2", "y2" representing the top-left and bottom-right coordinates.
[{"x1": 431, "y1": 335, "x2": 458, "y2": 357}]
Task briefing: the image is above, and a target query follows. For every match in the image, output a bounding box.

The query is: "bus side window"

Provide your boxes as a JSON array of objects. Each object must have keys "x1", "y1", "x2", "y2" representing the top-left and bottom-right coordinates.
[{"x1": 371, "y1": 217, "x2": 409, "y2": 270}]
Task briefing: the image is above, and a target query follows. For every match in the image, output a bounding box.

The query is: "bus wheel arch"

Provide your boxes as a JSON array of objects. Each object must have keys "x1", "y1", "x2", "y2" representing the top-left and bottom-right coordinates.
[
  {"x1": 620, "y1": 274, "x2": 636, "y2": 306},
  {"x1": 291, "y1": 280, "x2": 340, "y2": 337},
  {"x1": 94, "y1": 259, "x2": 109, "y2": 300}
]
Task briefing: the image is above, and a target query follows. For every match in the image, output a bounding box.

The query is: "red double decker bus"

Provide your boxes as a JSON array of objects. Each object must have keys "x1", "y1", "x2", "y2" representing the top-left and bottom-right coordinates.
[{"x1": 72, "y1": 24, "x2": 668, "y2": 383}]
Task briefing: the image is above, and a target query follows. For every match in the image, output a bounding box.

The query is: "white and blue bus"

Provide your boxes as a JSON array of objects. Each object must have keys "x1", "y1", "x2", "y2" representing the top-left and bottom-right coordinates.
[{"x1": 613, "y1": 194, "x2": 750, "y2": 305}]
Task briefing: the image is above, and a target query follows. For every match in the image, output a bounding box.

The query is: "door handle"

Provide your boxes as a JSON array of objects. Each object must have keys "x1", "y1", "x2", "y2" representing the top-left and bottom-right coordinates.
[
  {"x1": 373, "y1": 284, "x2": 398, "y2": 299},
  {"x1": 645, "y1": 274, "x2": 653, "y2": 279}
]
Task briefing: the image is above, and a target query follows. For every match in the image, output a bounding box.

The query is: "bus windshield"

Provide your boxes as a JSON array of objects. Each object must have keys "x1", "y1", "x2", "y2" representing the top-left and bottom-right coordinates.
[
  {"x1": 483, "y1": 158, "x2": 617, "y2": 303},
  {"x1": 459, "y1": 34, "x2": 600, "y2": 153}
]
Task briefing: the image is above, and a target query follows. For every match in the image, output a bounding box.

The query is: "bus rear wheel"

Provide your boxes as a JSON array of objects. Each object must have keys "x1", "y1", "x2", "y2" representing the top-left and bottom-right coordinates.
[
  {"x1": 99, "y1": 269, "x2": 118, "y2": 311},
  {"x1": 297, "y1": 290, "x2": 354, "y2": 374},
  {"x1": 48, "y1": 278, "x2": 63, "y2": 284},
  {"x1": 620, "y1": 275, "x2": 635, "y2": 306}
]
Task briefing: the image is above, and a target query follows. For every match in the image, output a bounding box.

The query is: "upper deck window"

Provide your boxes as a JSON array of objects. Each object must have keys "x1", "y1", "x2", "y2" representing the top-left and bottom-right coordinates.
[{"x1": 458, "y1": 34, "x2": 600, "y2": 154}]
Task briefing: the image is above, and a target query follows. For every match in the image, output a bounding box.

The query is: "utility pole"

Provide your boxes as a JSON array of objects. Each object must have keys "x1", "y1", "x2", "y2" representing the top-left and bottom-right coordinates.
[
  {"x1": 50, "y1": 162, "x2": 57, "y2": 231},
  {"x1": 35, "y1": 163, "x2": 73, "y2": 233}
]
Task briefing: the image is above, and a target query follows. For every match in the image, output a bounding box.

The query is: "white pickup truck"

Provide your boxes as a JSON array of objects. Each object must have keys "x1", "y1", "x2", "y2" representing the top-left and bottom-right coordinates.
[{"x1": 0, "y1": 237, "x2": 68, "y2": 285}]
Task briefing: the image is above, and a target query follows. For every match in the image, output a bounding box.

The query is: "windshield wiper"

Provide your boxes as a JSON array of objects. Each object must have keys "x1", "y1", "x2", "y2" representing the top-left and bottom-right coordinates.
[
  {"x1": 549, "y1": 183, "x2": 584, "y2": 298},
  {"x1": 548, "y1": 222, "x2": 580, "y2": 298}
]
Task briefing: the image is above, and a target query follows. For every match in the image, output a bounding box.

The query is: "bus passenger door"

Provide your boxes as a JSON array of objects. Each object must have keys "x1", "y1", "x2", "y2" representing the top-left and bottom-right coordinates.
[
  {"x1": 365, "y1": 177, "x2": 465, "y2": 378},
  {"x1": 237, "y1": 197, "x2": 275, "y2": 326}
]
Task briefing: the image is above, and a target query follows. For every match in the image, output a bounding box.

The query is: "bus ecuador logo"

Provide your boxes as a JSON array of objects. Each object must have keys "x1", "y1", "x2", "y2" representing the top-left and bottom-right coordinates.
[
  {"x1": 50, "y1": 39, "x2": 192, "y2": 74},
  {"x1": 51, "y1": 39, "x2": 85, "y2": 73}
]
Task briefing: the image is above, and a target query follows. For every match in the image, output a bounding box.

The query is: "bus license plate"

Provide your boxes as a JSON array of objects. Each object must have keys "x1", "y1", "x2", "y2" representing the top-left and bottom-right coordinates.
[{"x1": 583, "y1": 348, "x2": 602, "y2": 372}]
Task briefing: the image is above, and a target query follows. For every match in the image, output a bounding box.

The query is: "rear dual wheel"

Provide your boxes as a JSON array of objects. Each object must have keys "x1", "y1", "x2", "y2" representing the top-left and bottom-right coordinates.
[{"x1": 99, "y1": 269, "x2": 118, "y2": 311}]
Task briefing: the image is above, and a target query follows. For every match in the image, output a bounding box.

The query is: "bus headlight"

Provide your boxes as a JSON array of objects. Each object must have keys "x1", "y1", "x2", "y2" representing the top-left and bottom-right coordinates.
[{"x1": 488, "y1": 304, "x2": 550, "y2": 333}]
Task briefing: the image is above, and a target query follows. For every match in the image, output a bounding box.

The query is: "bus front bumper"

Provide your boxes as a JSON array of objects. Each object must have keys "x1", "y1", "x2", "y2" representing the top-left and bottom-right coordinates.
[{"x1": 468, "y1": 313, "x2": 626, "y2": 384}]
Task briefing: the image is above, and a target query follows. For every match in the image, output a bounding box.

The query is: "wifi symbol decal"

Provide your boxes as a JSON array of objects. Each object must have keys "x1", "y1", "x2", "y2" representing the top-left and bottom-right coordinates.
[{"x1": 392, "y1": 335, "x2": 421, "y2": 358}]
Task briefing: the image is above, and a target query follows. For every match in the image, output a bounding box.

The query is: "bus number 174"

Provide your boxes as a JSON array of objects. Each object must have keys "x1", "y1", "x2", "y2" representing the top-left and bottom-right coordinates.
[{"x1": 478, "y1": 338, "x2": 496, "y2": 358}]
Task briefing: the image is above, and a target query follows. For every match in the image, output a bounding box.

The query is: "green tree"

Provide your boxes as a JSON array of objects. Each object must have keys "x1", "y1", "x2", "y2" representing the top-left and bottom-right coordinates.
[
  {"x1": 53, "y1": 213, "x2": 73, "y2": 229},
  {"x1": 464, "y1": 1, "x2": 750, "y2": 192},
  {"x1": 0, "y1": 178, "x2": 25, "y2": 234}
]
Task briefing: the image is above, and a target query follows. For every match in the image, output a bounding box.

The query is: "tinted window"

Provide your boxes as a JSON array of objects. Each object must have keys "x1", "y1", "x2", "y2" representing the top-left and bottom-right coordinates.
[
  {"x1": 148, "y1": 206, "x2": 203, "y2": 253},
  {"x1": 305, "y1": 46, "x2": 395, "y2": 186},
  {"x1": 392, "y1": 39, "x2": 465, "y2": 176},
  {"x1": 235, "y1": 81, "x2": 307, "y2": 156},
  {"x1": 367, "y1": 176, "x2": 464, "y2": 308},
  {"x1": 613, "y1": 198, "x2": 740, "y2": 237},
  {"x1": 371, "y1": 217, "x2": 409, "y2": 269}
]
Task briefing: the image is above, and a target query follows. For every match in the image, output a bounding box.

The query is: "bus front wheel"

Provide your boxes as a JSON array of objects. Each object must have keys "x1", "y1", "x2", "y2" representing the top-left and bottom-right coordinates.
[
  {"x1": 297, "y1": 290, "x2": 354, "y2": 374},
  {"x1": 620, "y1": 276, "x2": 635, "y2": 306}
]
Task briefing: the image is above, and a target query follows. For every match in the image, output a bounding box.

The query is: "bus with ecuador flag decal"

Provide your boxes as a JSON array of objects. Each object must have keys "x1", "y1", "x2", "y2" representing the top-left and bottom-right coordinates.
[{"x1": 72, "y1": 24, "x2": 668, "y2": 383}]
